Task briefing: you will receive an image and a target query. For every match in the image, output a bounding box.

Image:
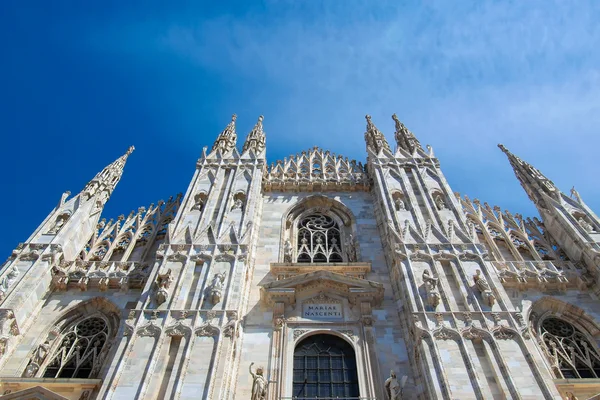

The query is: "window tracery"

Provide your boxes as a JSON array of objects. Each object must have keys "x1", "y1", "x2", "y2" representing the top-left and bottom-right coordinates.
[
  {"x1": 539, "y1": 317, "x2": 600, "y2": 379},
  {"x1": 42, "y1": 316, "x2": 111, "y2": 379},
  {"x1": 296, "y1": 214, "x2": 343, "y2": 263}
]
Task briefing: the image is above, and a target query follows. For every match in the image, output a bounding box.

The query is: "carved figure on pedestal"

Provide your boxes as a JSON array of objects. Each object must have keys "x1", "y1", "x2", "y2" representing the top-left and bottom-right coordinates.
[
  {"x1": 578, "y1": 217, "x2": 595, "y2": 233},
  {"x1": 232, "y1": 198, "x2": 244, "y2": 211},
  {"x1": 422, "y1": 269, "x2": 441, "y2": 309},
  {"x1": 47, "y1": 213, "x2": 70, "y2": 234},
  {"x1": 345, "y1": 234, "x2": 357, "y2": 262},
  {"x1": 0, "y1": 266, "x2": 19, "y2": 302},
  {"x1": 191, "y1": 192, "x2": 206, "y2": 211},
  {"x1": 249, "y1": 362, "x2": 268, "y2": 400},
  {"x1": 23, "y1": 340, "x2": 50, "y2": 377},
  {"x1": 385, "y1": 370, "x2": 402, "y2": 400},
  {"x1": 155, "y1": 269, "x2": 172, "y2": 306},
  {"x1": 395, "y1": 198, "x2": 406, "y2": 211},
  {"x1": 434, "y1": 194, "x2": 447, "y2": 211},
  {"x1": 208, "y1": 272, "x2": 226, "y2": 304},
  {"x1": 473, "y1": 269, "x2": 495, "y2": 306},
  {"x1": 283, "y1": 239, "x2": 293, "y2": 263},
  {"x1": 223, "y1": 311, "x2": 239, "y2": 338}
]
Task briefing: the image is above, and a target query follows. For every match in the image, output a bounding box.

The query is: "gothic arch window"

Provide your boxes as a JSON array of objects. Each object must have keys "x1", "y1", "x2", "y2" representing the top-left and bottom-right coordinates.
[
  {"x1": 538, "y1": 317, "x2": 600, "y2": 379},
  {"x1": 296, "y1": 214, "x2": 343, "y2": 263},
  {"x1": 293, "y1": 334, "x2": 359, "y2": 399},
  {"x1": 43, "y1": 315, "x2": 111, "y2": 379}
]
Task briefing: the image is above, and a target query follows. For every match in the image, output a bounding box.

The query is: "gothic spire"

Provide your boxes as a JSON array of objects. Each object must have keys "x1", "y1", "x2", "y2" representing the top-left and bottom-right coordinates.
[
  {"x1": 82, "y1": 146, "x2": 135, "y2": 202},
  {"x1": 211, "y1": 114, "x2": 238, "y2": 153},
  {"x1": 364, "y1": 115, "x2": 391, "y2": 154},
  {"x1": 242, "y1": 115, "x2": 266, "y2": 155},
  {"x1": 498, "y1": 144, "x2": 560, "y2": 207},
  {"x1": 392, "y1": 114, "x2": 423, "y2": 154}
]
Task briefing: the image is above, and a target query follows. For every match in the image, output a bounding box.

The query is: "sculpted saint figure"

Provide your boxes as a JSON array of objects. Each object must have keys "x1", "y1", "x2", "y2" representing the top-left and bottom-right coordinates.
[
  {"x1": 473, "y1": 269, "x2": 490, "y2": 292},
  {"x1": 283, "y1": 239, "x2": 293, "y2": 263},
  {"x1": 385, "y1": 370, "x2": 402, "y2": 400},
  {"x1": 249, "y1": 362, "x2": 268, "y2": 400}
]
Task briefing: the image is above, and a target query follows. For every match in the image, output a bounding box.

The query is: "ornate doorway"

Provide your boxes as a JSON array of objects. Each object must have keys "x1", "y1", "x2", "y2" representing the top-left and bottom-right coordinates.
[{"x1": 293, "y1": 334, "x2": 359, "y2": 399}]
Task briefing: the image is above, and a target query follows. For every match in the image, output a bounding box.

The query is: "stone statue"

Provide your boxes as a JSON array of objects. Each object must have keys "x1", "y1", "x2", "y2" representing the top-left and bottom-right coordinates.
[
  {"x1": 283, "y1": 239, "x2": 293, "y2": 263},
  {"x1": 232, "y1": 198, "x2": 244, "y2": 211},
  {"x1": 422, "y1": 269, "x2": 440, "y2": 309},
  {"x1": 249, "y1": 362, "x2": 268, "y2": 400},
  {"x1": 385, "y1": 370, "x2": 402, "y2": 400},
  {"x1": 435, "y1": 195, "x2": 446, "y2": 211},
  {"x1": 209, "y1": 272, "x2": 227, "y2": 304},
  {"x1": 223, "y1": 312, "x2": 238, "y2": 338},
  {"x1": 48, "y1": 214, "x2": 69, "y2": 234},
  {"x1": 578, "y1": 217, "x2": 595, "y2": 233},
  {"x1": 345, "y1": 234, "x2": 357, "y2": 262},
  {"x1": 191, "y1": 193, "x2": 205, "y2": 211},
  {"x1": 473, "y1": 269, "x2": 495, "y2": 306},
  {"x1": 473, "y1": 269, "x2": 490, "y2": 291},
  {"x1": 23, "y1": 340, "x2": 51, "y2": 378},
  {"x1": 395, "y1": 198, "x2": 406, "y2": 211}
]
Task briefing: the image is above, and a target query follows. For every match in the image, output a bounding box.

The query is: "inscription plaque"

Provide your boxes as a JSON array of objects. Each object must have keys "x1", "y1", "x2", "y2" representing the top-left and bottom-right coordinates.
[{"x1": 303, "y1": 303, "x2": 343, "y2": 320}]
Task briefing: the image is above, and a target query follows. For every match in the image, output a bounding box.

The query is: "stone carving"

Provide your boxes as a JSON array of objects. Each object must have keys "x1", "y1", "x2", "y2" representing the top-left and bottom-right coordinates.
[
  {"x1": 249, "y1": 362, "x2": 268, "y2": 400},
  {"x1": 0, "y1": 310, "x2": 16, "y2": 337},
  {"x1": 208, "y1": 272, "x2": 226, "y2": 304},
  {"x1": 434, "y1": 194, "x2": 447, "y2": 210},
  {"x1": 395, "y1": 198, "x2": 406, "y2": 211},
  {"x1": 473, "y1": 269, "x2": 495, "y2": 306},
  {"x1": 191, "y1": 192, "x2": 206, "y2": 211},
  {"x1": 23, "y1": 340, "x2": 50, "y2": 377},
  {"x1": 211, "y1": 114, "x2": 237, "y2": 153},
  {"x1": 294, "y1": 329, "x2": 308, "y2": 340},
  {"x1": 578, "y1": 217, "x2": 595, "y2": 233},
  {"x1": 232, "y1": 198, "x2": 244, "y2": 211},
  {"x1": 242, "y1": 115, "x2": 266, "y2": 154},
  {"x1": 422, "y1": 269, "x2": 440, "y2": 309},
  {"x1": 283, "y1": 239, "x2": 293, "y2": 263},
  {"x1": 47, "y1": 212, "x2": 70, "y2": 234},
  {"x1": 155, "y1": 269, "x2": 172, "y2": 306},
  {"x1": 345, "y1": 234, "x2": 358, "y2": 262},
  {"x1": 0, "y1": 266, "x2": 19, "y2": 301},
  {"x1": 385, "y1": 370, "x2": 402, "y2": 400},
  {"x1": 223, "y1": 311, "x2": 239, "y2": 338}
]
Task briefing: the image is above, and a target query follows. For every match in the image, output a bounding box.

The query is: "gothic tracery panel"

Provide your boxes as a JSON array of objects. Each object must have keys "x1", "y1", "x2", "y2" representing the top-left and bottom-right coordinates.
[{"x1": 296, "y1": 214, "x2": 343, "y2": 263}]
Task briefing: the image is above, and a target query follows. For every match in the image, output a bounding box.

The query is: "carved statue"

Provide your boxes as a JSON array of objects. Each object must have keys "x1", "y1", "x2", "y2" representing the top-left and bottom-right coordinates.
[
  {"x1": 422, "y1": 269, "x2": 440, "y2": 309},
  {"x1": 385, "y1": 370, "x2": 402, "y2": 400},
  {"x1": 23, "y1": 340, "x2": 51, "y2": 378},
  {"x1": 578, "y1": 217, "x2": 595, "y2": 233},
  {"x1": 232, "y1": 198, "x2": 244, "y2": 211},
  {"x1": 473, "y1": 269, "x2": 495, "y2": 306},
  {"x1": 345, "y1": 234, "x2": 357, "y2": 262},
  {"x1": 473, "y1": 269, "x2": 490, "y2": 291},
  {"x1": 155, "y1": 269, "x2": 172, "y2": 306},
  {"x1": 249, "y1": 362, "x2": 268, "y2": 400},
  {"x1": 395, "y1": 198, "x2": 406, "y2": 211},
  {"x1": 223, "y1": 312, "x2": 238, "y2": 338},
  {"x1": 0, "y1": 266, "x2": 19, "y2": 301},
  {"x1": 209, "y1": 272, "x2": 227, "y2": 304},
  {"x1": 191, "y1": 193, "x2": 205, "y2": 211},
  {"x1": 283, "y1": 239, "x2": 293, "y2": 263},
  {"x1": 434, "y1": 195, "x2": 446, "y2": 211},
  {"x1": 48, "y1": 213, "x2": 69, "y2": 234}
]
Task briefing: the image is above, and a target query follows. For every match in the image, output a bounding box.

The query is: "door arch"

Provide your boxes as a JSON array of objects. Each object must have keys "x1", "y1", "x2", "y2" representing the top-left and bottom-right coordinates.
[{"x1": 293, "y1": 334, "x2": 359, "y2": 399}]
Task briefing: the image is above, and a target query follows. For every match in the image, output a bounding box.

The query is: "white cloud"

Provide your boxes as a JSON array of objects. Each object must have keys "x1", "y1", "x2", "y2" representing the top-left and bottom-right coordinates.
[{"x1": 161, "y1": 0, "x2": 600, "y2": 214}]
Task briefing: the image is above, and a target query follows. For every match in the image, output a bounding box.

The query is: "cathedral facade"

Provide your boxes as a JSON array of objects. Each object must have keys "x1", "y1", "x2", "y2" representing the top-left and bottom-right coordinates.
[{"x1": 0, "y1": 114, "x2": 599, "y2": 400}]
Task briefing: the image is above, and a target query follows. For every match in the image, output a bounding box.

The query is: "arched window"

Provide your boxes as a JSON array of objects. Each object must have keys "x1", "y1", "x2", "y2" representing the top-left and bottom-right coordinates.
[
  {"x1": 43, "y1": 315, "x2": 111, "y2": 379},
  {"x1": 297, "y1": 214, "x2": 343, "y2": 263},
  {"x1": 539, "y1": 317, "x2": 600, "y2": 379},
  {"x1": 293, "y1": 334, "x2": 359, "y2": 399}
]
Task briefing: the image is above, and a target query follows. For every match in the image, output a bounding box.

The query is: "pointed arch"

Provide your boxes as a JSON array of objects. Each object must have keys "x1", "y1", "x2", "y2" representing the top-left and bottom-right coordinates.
[{"x1": 23, "y1": 297, "x2": 120, "y2": 379}]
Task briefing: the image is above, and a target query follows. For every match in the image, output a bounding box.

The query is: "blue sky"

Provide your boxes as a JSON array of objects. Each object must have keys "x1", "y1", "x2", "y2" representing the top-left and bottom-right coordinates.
[{"x1": 1, "y1": 1, "x2": 599, "y2": 257}]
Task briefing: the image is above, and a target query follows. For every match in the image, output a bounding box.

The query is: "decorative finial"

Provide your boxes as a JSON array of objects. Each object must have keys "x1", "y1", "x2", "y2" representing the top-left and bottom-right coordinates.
[
  {"x1": 127, "y1": 146, "x2": 135, "y2": 155},
  {"x1": 231, "y1": 114, "x2": 237, "y2": 122}
]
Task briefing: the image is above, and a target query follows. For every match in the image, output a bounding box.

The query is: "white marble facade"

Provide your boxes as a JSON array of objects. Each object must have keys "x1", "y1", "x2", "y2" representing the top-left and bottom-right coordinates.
[{"x1": 1, "y1": 115, "x2": 600, "y2": 399}]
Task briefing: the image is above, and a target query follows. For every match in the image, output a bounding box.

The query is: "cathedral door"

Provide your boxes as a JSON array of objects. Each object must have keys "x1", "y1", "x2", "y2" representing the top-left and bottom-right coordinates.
[{"x1": 293, "y1": 334, "x2": 360, "y2": 399}]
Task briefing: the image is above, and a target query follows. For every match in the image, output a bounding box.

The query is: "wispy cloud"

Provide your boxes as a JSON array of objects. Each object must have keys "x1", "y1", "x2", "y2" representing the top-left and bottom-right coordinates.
[{"x1": 160, "y1": 1, "x2": 600, "y2": 214}]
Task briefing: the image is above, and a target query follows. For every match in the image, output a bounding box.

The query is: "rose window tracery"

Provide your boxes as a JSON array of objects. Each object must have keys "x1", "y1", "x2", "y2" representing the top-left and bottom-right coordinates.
[
  {"x1": 539, "y1": 317, "x2": 600, "y2": 379},
  {"x1": 297, "y1": 214, "x2": 343, "y2": 263},
  {"x1": 43, "y1": 316, "x2": 110, "y2": 379}
]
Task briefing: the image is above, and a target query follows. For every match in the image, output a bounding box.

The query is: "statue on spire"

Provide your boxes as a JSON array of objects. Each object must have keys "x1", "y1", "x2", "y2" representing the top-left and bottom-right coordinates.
[
  {"x1": 211, "y1": 114, "x2": 238, "y2": 153},
  {"x1": 364, "y1": 115, "x2": 391, "y2": 154},
  {"x1": 242, "y1": 115, "x2": 266, "y2": 155},
  {"x1": 392, "y1": 114, "x2": 423, "y2": 154}
]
